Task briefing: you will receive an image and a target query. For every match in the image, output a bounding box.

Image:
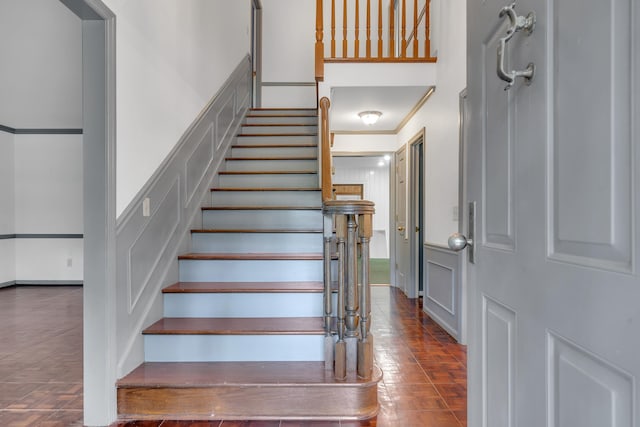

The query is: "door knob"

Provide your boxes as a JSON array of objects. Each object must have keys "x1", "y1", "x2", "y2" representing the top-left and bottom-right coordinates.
[
  {"x1": 448, "y1": 232, "x2": 473, "y2": 251},
  {"x1": 397, "y1": 226, "x2": 405, "y2": 232}
]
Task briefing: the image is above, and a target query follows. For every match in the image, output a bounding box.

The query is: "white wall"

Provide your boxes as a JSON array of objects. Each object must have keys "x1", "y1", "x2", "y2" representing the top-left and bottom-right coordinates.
[
  {"x1": 261, "y1": 0, "x2": 316, "y2": 107},
  {"x1": 396, "y1": 0, "x2": 466, "y2": 245},
  {"x1": 13, "y1": 134, "x2": 84, "y2": 281},
  {"x1": 332, "y1": 133, "x2": 398, "y2": 152},
  {"x1": 100, "y1": 0, "x2": 252, "y2": 216},
  {"x1": 0, "y1": 0, "x2": 82, "y2": 128},
  {"x1": 333, "y1": 157, "x2": 391, "y2": 257},
  {"x1": 0, "y1": 132, "x2": 15, "y2": 285},
  {"x1": 0, "y1": 0, "x2": 83, "y2": 285}
]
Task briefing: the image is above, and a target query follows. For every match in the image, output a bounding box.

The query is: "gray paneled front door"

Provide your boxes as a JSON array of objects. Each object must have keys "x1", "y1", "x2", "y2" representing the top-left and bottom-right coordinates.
[{"x1": 464, "y1": 0, "x2": 639, "y2": 426}]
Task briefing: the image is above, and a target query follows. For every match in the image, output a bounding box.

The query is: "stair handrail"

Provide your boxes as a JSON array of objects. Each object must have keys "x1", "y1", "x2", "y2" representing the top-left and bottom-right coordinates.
[
  {"x1": 319, "y1": 97, "x2": 333, "y2": 202},
  {"x1": 323, "y1": 200, "x2": 375, "y2": 380}
]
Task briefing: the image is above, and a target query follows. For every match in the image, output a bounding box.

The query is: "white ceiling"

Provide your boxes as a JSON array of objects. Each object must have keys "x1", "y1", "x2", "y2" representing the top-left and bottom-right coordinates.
[{"x1": 329, "y1": 86, "x2": 432, "y2": 132}]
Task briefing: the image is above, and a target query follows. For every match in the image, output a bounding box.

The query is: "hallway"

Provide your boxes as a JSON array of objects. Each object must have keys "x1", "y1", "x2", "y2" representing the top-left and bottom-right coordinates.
[{"x1": 0, "y1": 285, "x2": 466, "y2": 427}]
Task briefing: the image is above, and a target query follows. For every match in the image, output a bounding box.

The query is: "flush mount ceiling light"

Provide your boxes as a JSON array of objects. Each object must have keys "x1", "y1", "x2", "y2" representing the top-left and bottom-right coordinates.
[{"x1": 358, "y1": 110, "x2": 382, "y2": 125}]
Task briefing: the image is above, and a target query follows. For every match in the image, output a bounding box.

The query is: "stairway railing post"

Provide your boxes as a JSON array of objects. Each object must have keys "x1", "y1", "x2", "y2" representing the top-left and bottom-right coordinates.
[
  {"x1": 357, "y1": 212, "x2": 374, "y2": 379},
  {"x1": 323, "y1": 213, "x2": 335, "y2": 371},
  {"x1": 334, "y1": 213, "x2": 347, "y2": 380}
]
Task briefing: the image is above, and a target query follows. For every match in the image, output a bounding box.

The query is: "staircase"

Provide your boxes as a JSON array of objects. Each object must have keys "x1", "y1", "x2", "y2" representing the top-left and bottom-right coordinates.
[{"x1": 116, "y1": 108, "x2": 381, "y2": 421}]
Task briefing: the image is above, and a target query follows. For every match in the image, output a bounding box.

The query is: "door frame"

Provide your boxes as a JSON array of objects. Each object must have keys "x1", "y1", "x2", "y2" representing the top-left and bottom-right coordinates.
[
  {"x1": 60, "y1": 0, "x2": 117, "y2": 424},
  {"x1": 408, "y1": 128, "x2": 425, "y2": 298}
]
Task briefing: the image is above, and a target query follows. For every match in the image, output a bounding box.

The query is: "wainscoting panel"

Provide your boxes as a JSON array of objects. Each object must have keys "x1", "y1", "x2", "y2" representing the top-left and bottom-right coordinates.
[
  {"x1": 423, "y1": 244, "x2": 462, "y2": 341},
  {"x1": 115, "y1": 56, "x2": 252, "y2": 377}
]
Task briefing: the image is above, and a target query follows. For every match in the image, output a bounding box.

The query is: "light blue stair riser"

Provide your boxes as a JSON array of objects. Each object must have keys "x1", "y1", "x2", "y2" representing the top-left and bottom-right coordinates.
[
  {"x1": 235, "y1": 135, "x2": 317, "y2": 145},
  {"x1": 202, "y1": 209, "x2": 323, "y2": 230},
  {"x1": 164, "y1": 292, "x2": 337, "y2": 318},
  {"x1": 179, "y1": 259, "x2": 323, "y2": 282},
  {"x1": 225, "y1": 159, "x2": 317, "y2": 172},
  {"x1": 144, "y1": 334, "x2": 325, "y2": 362},
  {"x1": 230, "y1": 146, "x2": 317, "y2": 158},
  {"x1": 191, "y1": 232, "x2": 323, "y2": 253},
  {"x1": 218, "y1": 173, "x2": 318, "y2": 189},
  {"x1": 210, "y1": 190, "x2": 322, "y2": 207},
  {"x1": 245, "y1": 116, "x2": 317, "y2": 125},
  {"x1": 241, "y1": 125, "x2": 316, "y2": 135}
]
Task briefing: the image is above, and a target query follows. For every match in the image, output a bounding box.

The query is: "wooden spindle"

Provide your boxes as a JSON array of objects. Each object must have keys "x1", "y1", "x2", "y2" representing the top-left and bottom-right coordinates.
[
  {"x1": 357, "y1": 212, "x2": 374, "y2": 379},
  {"x1": 315, "y1": 0, "x2": 325, "y2": 81},
  {"x1": 377, "y1": 0, "x2": 383, "y2": 58},
  {"x1": 334, "y1": 213, "x2": 347, "y2": 380},
  {"x1": 331, "y1": 0, "x2": 336, "y2": 57},
  {"x1": 365, "y1": 0, "x2": 371, "y2": 58},
  {"x1": 354, "y1": 0, "x2": 360, "y2": 58},
  {"x1": 323, "y1": 222, "x2": 333, "y2": 371},
  {"x1": 345, "y1": 213, "x2": 359, "y2": 374},
  {"x1": 320, "y1": 97, "x2": 332, "y2": 202},
  {"x1": 424, "y1": 0, "x2": 431, "y2": 58},
  {"x1": 389, "y1": 1, "x2": 395, "y2": 57},
  {"x1": 342, "y1": 0, "x2": 348, "y2": 57},
  {"x1": 401, "y1": 0, "x2": 407, "y2": 58},
  {"x1": 413, "y1": 0, "x2": 418, "y2": 57}
]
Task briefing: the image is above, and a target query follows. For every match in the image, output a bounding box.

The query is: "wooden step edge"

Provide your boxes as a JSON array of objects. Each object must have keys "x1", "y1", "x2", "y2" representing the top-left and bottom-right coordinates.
[
  {"x1": 246, "y1": 114, "x2": 318, "y2": 118},
  {"x1": 237, "y1": 133, "x2": 318, "y2": 137},
  {"x1": 202, "y1": 206, "x2": 322, "y2": 211},
  {"x1": 142, "y1": 317, "x2": 325, "y2": 335},
  {"x1": 210, "y1": 187, "x2": 321, "y2": 192},
  {"x1": 178, "y1": 252, "x2": 324, "y2": 261},
  {"x1": 250, "y1": 108, "x2": 317, "y2": 111},
  {"x1": 232, "y1": 143, "x2": 318, "y2": 148},
  {"x1": 242, "y1": 123, "x2": 317, "y2": 127},
  {"x1": 219, "y1": 170, "x2": 318, "y2": 175},
  {"x1": 191, "y1": 229, "x2": 322, "y2": 234},
  {"x1": 224, "y1": 156, "x2": 317, "y2": 161},
  {"x1": 117, "y1": 362, "x2": 381, "y2": 387},
  {"x1": 162, "y1": 281, "x2": 330, "y2": 294}
]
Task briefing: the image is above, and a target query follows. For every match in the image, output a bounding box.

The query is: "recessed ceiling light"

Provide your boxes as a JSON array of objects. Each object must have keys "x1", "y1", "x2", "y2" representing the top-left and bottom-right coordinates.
[
  {"x1": 378, "y1": 160, "x2": 385, "y2": 166},
  {"x1": 384, "y1": 154, "x2": 391, "y2": 161},
  {"x1": 358, "y1": 111, "x2": 382, "y2": 125}
]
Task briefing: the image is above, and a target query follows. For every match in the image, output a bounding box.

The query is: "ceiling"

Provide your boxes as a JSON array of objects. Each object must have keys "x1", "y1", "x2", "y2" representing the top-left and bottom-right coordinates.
[{"x1": 329, "y1": 86, "x2": 433, "y2": 133}]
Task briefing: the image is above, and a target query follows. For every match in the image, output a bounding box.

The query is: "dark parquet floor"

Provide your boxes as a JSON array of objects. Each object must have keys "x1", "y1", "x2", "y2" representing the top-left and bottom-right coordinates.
[{"x1": 0, "y1": 285, "x2": 466, "y2": 427}]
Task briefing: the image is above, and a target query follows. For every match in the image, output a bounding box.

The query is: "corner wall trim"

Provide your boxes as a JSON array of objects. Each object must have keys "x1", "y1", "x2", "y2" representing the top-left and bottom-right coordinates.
[
  {"x1": 0, "y1": 234, "x2": 83, "y2": 239},
  {"x1": 0, "y1": 124, "x2": 83, "y2": 135},
  {"x1": 14, "y1": 280, "x2": 84, "y2": 286}
]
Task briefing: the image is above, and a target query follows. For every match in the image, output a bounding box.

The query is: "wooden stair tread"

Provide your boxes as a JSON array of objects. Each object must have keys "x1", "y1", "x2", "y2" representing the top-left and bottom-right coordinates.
[
  {"x1": 232, "y1": 143, "x2": 317, "y2": 148},
  {"x1": 245, "y1": 110, "x2": 318, "y2": 119},
  {"x1": 191, "y1": 229, "x2": 322, "y2": 234},
  {"x1": 242, "y1": 123, "x2": 317, "y2": 127},
  {"x1": 142, "y1": 317, "x2": 324, "y2": 335},
  {"x1": 202, "y1": 206, "x2": 321, "y2": 211},
  {"x1": 118, "y1": 361, "x2": 379, "y2": 387},
  {"x1": 163, "y1": 281, "x2": 325, "y2": 293},
  {"x1": 211, "y1": 187, "x2": 321, "y2": 192},
  {"x1": 178, "y1": 252, "x2": 323, "y2": 261},
  {"x1": 219, "y1": 170, "x2": 317, "y2": 175},
  {"x1": 250, "y1": 108, "x2": 317, "y2": 111},
  {"x1": 237, "y1": 133, "x2": 318, "y2": 137},
  {"x1": 225, "y1": 156, "x2": 317, "y2": 160}
]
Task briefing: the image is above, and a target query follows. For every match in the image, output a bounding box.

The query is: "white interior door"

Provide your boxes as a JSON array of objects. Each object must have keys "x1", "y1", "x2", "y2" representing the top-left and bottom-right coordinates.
[
  {"x1": 394, "y1": 146, "x2": 409, "y2": 294},
  {"x1": 464, "y1": 0, "x2": 639, "y2": 426}
]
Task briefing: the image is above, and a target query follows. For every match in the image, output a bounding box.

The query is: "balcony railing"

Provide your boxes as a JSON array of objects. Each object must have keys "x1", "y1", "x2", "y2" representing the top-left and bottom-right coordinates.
[{"x1": 316, "y1": 0, "x2": 437, "y2": 80}]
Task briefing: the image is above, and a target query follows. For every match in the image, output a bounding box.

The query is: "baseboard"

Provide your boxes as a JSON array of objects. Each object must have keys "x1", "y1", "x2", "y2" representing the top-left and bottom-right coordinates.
[{"x1": 0, "y1": 280, "x2": 83, "y2": 288}]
